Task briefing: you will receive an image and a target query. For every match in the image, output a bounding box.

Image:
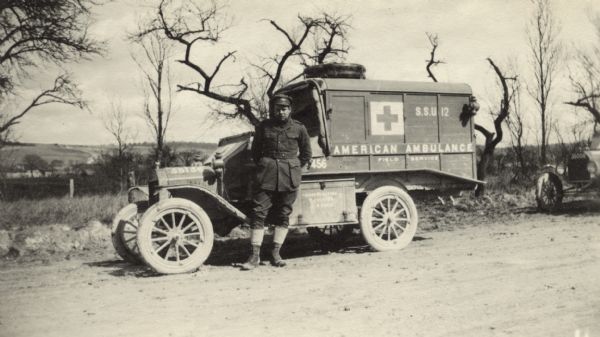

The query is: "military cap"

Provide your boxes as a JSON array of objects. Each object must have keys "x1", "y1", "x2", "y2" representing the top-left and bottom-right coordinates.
[{"x1": 271, "y1": 93, "x2": 292, "y2": 106}]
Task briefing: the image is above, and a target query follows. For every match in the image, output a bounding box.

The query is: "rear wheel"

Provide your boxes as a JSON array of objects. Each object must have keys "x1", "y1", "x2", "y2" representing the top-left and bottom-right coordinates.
[
  {"x1": 137, "y1": 198, "x2": 214, "y2": 274},
  {"x1": 535, "y1": 172, "x2": 563, "y2": 212},
  {"x1": 360, "y1": 186, "x2": 418, "y2": 251}
]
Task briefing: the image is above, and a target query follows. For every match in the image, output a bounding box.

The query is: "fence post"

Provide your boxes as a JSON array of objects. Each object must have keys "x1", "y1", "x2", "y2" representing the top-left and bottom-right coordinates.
[{"x1": 69, "y1": 178, "x2": 74, "y2": 199}]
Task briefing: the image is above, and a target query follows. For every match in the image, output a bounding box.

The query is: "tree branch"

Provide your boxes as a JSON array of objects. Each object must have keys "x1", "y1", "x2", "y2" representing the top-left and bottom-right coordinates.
[
  {"x1": 0, "y1": 1, "x2": 103, "y2": 95},
  {"x1": 565, "y1": 97, "x2": 600, "y2": 122},
  {"x1": 474, "y1": 123, "x2": 494, "y2": 141},
  {"x1": 486, "y1": 57, "x2": 515, "y2": 149},
  {"x1": 134, "y1": 0, "x2": 259, "y2": 125},
  {"x1": 207, "y1": 51, "x2": 236, "y2": 91},
  {"x1": 0, "y1": 74, "x2": 84, "y2": 135},
  {"x1": 425, "y1": 32, "x2": 444, "y2": 83},
  {"x1": 265, "y1": 16, "x2": 316, "y2": 98}
]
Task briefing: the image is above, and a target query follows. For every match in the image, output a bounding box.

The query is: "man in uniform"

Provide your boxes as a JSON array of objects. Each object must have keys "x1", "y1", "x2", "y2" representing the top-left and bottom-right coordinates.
[{"x1": 241, "y1": 93, "x2": 312, "y2": 270}]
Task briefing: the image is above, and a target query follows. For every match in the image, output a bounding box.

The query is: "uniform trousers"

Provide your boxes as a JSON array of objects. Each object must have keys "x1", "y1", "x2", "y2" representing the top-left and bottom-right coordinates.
[{"x1": 250, "y1": 189, "x2": 298, "y2": 229}]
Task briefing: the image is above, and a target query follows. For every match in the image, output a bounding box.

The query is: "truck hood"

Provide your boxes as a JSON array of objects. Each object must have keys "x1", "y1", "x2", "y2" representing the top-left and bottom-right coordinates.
[{"x1": 153, "y1": 166, "x2": 217, "y2": 189}]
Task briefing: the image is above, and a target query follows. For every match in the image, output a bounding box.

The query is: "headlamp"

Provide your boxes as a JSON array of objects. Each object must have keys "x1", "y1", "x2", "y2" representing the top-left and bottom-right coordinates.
[{"x1": 586, "y1": 161, "x2": 597, "y2": 176}]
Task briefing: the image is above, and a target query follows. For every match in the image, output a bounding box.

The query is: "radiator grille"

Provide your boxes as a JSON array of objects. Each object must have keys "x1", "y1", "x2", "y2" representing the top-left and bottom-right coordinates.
[{"x1": 567, "y1": 156, "x2": 590, "y2": 181}]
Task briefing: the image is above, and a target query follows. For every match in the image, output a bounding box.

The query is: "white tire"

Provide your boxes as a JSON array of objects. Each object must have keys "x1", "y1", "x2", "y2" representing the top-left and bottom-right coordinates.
[
  {"x1": 360, "y1": 186, "x2": 418, "y2": 251},
  {"x1": 137, "y1": 198, "x2": 214, "y2": 274}
]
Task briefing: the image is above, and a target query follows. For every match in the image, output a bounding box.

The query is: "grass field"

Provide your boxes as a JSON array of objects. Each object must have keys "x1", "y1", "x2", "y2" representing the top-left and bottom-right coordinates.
[
  {"x1": 0, "y1": 177, "x2": 533, "y2": 231},
  {"x1": 0, "y1": 194, "x2": 128, "y2": 230}
]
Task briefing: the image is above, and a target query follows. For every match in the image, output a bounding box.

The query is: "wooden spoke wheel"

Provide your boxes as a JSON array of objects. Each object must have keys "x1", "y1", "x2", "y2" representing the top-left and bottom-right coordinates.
[
  {"x1": 137, "y1": 198, "x2": 214, "y2": 274},
  {"x1": 111, "y1": 203, "x2": 143, "y2": 264},
  {"x1": 535, "y1": 173, "x2": 563, "y2": 212},
  {"x1": 360, "y1": 186, "x2": 418, "y2": 251}
]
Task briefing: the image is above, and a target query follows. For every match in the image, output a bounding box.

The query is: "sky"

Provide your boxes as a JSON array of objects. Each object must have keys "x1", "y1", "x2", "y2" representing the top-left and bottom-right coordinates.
[{"x1": 8, "y1": 0, "x2": 600, "y2": 145}]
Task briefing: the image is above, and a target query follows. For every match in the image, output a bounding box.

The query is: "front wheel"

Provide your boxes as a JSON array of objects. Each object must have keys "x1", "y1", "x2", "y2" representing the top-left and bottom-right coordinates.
[
  {"x1": 535, "y1": 172, "x2": 563, "y2": 212},
  {"x1": 360, "y1": 186, "x2": 418, "y2": 251},
  {"x1": 137, "y1": 198, "x2": 214, "y2": 274}
]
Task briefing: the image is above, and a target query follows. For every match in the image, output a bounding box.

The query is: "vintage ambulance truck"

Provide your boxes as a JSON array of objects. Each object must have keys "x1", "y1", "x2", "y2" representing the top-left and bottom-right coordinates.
[{"x1": 112, "y1": 65, "x2": 482, "y2": 274}]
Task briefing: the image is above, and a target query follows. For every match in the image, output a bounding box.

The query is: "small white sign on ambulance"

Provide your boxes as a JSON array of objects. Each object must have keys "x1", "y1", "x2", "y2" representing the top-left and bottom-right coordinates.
[{"x1": 370, "y1": 101, "x2": 404, "y2": 136}]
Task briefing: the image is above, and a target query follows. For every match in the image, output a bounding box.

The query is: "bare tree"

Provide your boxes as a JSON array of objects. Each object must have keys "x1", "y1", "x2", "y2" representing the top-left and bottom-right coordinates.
[
  {"x1": 566, "y1": 60, "x2": 600, "y2": 124},
  {"x1": 425, "y1": 32, "x2": 444, "y2": 82},
  {"x1": 101, "y1": 99, "x2": 144, "y2": 191},
  {"x1": 131, "y1": 31, "x2": 174, "y2": 165},
  {"x1": 136, "y1": 0, "x2": 351, "y2": 125},
  {"x1": 423, "y1": 34, "x2": 515, "y2": 194},
  {"x1": 0, "y1": 0, "x2": 103, "y2": 143},
  {"x1": 251, "y1": 16, "x2": 319, "y2": 117},
  {"x1": 103, "y1": 100, "x2": 134, "y2": 159},
  {"x1": 134, "y1": 0, "x2": 256, "y2": 125},
  {"x1": 565, "y1": 15, "x2": 600, "y2": 125},
  {"x1": 473, "y1": 59, "x2": 517, "y2": 195},
  {"x1": 526, "y1": 0, "x2": 562, "y2": 164},
  {"x1": 249, "y1": 13, "x2": 351, "y2": 118},
  {"x1": 0, "y1": 75, "x2": 85, "y2": 142},
  {"x1": 299, "y1": 13, "x2": 351, "y2": 66},
  {"x1": 505, "y1": 71, "x2": 530, "y2": 178}
]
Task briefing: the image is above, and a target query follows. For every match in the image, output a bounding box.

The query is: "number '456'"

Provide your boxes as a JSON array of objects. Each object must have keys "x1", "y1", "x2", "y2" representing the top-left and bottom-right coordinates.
[{"x1": 311, "y1": 158, "x2": 327, "y2": 169}]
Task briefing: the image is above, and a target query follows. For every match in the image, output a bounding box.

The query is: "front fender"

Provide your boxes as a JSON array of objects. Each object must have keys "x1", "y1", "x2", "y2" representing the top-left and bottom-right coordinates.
[
  {"x1": 127, "y1": 186, "x2": 149, "y2": 203},
  {"x1": 536, "y1": 170, "x2": 563, "y2": 195},
  {"x1": 164, "y1": 185, "x2": 249, "y2": 235},
  {"x1": 539, "y1": 164, "x2": 558, "y2": 175},
  {"x1": 537, "y1": 165, "x2": 565, "y2": 186}
]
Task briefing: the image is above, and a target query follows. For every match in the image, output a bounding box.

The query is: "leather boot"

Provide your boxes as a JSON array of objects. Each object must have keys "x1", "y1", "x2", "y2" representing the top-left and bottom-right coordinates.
[
  {"x1": 271, "y1": 227, "x2": 288, "y2": 267},
  {"x1": 241, "y1": 228, "x2": 264, "y2": 271},
  {"x1": 241, "y1": 245, "x2": 261, "y2": 270}
]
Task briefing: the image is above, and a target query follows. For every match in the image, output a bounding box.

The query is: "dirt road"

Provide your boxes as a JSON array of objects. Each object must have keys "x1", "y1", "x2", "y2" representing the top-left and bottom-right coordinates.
[{"x1": 1, "y1": 209, "x2": 599, "y2": 337}]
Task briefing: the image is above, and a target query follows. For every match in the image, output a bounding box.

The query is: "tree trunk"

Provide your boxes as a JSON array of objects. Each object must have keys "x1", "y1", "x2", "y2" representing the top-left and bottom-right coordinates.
[
  {"x1": 476, "y1": 147, "x2": 494, "y2": 196},
  {"x1": 541, "y1": 112, "x2": 547, "y2": 164},
  {"x1": 517, "y1": 145, "x2": 526, "y2": 179}
]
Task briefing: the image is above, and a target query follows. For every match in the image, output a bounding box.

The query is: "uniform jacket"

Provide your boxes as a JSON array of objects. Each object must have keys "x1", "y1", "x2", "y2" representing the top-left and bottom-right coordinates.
[{"x1": 251, "y1": 118, "x2": 312, "y2": 191}]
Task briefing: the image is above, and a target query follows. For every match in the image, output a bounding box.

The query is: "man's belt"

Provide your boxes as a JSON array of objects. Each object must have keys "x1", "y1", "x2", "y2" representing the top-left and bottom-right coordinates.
[{"x1": 262, "y1": 152, "x2": 297, "y2": 159}]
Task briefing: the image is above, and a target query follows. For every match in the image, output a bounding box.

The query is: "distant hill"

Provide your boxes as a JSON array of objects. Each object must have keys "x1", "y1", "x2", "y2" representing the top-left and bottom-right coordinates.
[
  {"x1": 127, "y1": 141, "x2": 217, "y2": 155},
  {"x1": 0, "y1": 141, "x2": 218, "y2": 169},
  {"x1": 0, "y1": 143, "x2": 97, "y2": 168}
]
